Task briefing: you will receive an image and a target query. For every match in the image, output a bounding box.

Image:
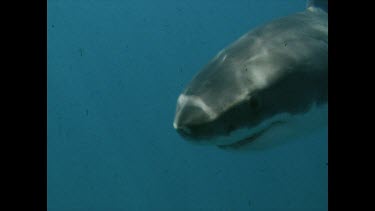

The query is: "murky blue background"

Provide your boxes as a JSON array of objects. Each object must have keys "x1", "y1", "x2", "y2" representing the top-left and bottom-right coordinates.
[{"x1": 47, "y1": 0, "x2": 327, "y2": 210}]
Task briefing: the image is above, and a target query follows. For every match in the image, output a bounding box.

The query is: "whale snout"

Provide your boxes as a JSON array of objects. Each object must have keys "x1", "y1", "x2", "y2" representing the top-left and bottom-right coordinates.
[
  {"x1": 174, "y1": 109, "x2": 213, "y2": 144},
  {"x1": 173, "y1": 94, "x2": 218, "y2": 140},
  {"x1": 173, "y1": 104, "x2": 208, "y2": 141},
  {"x1": 173, "y1": 103, "x2": 210, "y2": 131}
]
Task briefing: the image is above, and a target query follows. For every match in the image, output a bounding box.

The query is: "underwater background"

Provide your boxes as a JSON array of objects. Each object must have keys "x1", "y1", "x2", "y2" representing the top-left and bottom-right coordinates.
[{"x1": 47, "y1": 0, "x2": 328, "y2": 210}]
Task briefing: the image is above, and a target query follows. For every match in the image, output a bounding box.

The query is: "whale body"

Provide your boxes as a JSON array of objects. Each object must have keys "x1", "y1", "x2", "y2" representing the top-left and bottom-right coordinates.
[{"x1": 173, "y1": 0, "x2": 328, "y2": 148}]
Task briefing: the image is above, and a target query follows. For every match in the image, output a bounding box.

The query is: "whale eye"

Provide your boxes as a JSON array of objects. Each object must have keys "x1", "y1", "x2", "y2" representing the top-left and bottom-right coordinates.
[
  {"x1": 226, "y1": 124, "x2": 235, "y2": 134},
  {"x1": 249, "y1": 97, "x2": 261, "y2": 110}
]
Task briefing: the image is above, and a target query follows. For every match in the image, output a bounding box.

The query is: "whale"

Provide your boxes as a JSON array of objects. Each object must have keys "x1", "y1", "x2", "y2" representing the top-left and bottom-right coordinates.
[{"x1": 173, "y1": 0, "x2": 328, "y2": 149}]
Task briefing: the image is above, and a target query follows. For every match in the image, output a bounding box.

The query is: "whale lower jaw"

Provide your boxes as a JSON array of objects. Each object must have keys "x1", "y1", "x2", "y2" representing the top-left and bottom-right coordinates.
[
  {"x1": 217, "y1": 120, "x2": 286, "y2": 149},
  {"x1": 198, "y1": 103, "x2": 328, "y2": 149}
]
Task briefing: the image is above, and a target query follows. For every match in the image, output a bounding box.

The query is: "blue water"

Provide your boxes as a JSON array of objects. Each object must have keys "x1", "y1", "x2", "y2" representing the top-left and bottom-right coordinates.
[{"x1": 47, "y1": 0, "x2": 327, "y2": 210}]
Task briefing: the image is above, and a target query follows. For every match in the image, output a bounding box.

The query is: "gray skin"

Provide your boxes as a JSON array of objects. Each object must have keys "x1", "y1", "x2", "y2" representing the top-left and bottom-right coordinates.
[{"x1": 173, "y1": 5, "x2": 327, "y2": 147}]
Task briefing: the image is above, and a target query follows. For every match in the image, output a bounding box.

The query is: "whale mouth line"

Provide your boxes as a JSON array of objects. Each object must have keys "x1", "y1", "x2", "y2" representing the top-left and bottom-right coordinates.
[{"x1": 217, "y1": 120, "x2": 286, "y2": 149}]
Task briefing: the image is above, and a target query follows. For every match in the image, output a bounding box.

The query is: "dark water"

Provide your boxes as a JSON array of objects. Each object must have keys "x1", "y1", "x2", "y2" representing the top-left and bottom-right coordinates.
[{"x1": 47, "y1": 0, "x2": 327, "y2": 210}]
